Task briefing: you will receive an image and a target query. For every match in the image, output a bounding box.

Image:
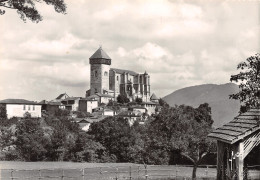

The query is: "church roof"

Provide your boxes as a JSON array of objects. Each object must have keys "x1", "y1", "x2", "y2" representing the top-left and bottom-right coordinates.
[
  {"x1": 110, "y1": 68, "x2": 138, "y2": 76},
  {"x1": 90, "y1": 47, "x2": 111, "y2": 60},
  {"x1": 208, "y1": 108, "x2": 260, "y2": 144},
  {"x1": 150, "y1": 93, "x2": 159, "y2": 100}
]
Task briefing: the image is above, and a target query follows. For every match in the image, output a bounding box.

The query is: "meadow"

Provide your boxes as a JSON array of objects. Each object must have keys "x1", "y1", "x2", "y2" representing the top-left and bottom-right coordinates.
[
  {"x1": 0, "y1": 161, "x2": 217, "y2": 180},
  {"x1": 1, "y1": 161, "x2": 260, "y2": 180}
]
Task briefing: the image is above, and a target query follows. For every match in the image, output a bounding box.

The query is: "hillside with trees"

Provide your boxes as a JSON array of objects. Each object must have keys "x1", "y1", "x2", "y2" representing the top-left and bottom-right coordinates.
[
  {"x1": 163, "y1": 83, "x2": 240, "y2": 127},
  {"x1": 0, "y1": 101, "x2": 215, "y2": 178}
]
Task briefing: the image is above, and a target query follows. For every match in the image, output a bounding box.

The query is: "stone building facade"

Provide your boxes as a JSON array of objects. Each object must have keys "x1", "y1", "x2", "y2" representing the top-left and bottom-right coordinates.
[{"x1": 87, "y1": 47, "x2": 151, "y2": 102}]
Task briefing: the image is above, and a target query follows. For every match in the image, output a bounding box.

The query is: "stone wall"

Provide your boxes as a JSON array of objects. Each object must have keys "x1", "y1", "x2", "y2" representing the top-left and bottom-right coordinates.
[{"x1": 90, "y1": 64, "x2": 110, "y2": 95}]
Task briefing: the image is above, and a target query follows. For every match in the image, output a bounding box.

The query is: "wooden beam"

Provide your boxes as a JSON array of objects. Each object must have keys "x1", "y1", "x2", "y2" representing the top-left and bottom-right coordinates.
[
  {"x1": 243, "y1": 130, "x2": 260, "y2": 158},
  {"x1": 235, "y1": 141, "x2": 244, "y2": 180}
]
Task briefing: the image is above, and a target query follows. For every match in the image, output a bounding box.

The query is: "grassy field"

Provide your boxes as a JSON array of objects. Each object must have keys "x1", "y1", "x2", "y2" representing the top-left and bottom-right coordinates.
[{"x1": 0, "y1": 161, "x2": 218, "y2": 180}]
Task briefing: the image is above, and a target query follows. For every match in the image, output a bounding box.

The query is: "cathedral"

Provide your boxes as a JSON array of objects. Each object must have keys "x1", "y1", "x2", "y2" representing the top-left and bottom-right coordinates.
[{"x1": 86, "y1": 47, "x2": 151, "y2": 102}]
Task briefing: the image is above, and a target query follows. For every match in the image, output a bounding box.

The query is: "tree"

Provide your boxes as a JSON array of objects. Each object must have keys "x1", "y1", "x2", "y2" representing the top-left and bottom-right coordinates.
[
  {"x1": 117, "y1": 94, "x2": 130, "y2": 104},
  {"x1": 0, "y1": 104, "x2": 7, "y2": 119},
  {"x1": 15, "y1": 117, "x2": 49, "y2": 161},
  {"x1": 230, "y1": 53, "x2": 260, "y2": 112},
  {"x1": 88, "y1": 117, "x2": 145, "y2": 162},
  {"x1": 0, "y1": 0, "x2": 66, "y2": 23},
  {"x1": 148, "y1": 103, "x2": 215, "y2": 179},
  {"x1": 135, "y1": 97, "x2": 143, "y2": 104}
]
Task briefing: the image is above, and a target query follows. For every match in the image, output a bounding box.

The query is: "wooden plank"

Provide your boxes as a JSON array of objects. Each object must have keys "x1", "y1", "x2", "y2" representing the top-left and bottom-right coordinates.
[
  {"x1": 234, "y1": 118, "x2": 258, "y2": 124},
  {"x1": 225, "y1": 122, "x2": 256, "y2": 129},
  {"x1": 214, "y1": 129, "x2": 242, "y2": 136},
  {"x1": 208, "y1": 133, "x2": 235, "y2": 143},
  {"x1": 243, "y1": 130, "x2": 260, "y2": 158},
  {"x1": 221, "y1": 125, "x2": 248, "y2": 132}
]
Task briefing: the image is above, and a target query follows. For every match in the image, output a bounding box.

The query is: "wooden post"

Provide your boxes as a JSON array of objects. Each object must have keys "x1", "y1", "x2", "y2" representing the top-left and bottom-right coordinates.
[
  {"x1": 236, "y1": 141, "x2": 244, "y2": 180},
  {"x1": 11, "y1": 169, "x2": 14, "y2": 180},
  {"x1": 61, "y1": 169, "x2": 64, "y2": 180},
  {"x1": 145, "y1": 165, "x2": 148, "y2": 180},
  {"x1": 115, "y1": 168, "x2": 118, "y2": 180},
  {"x1": 38, "y1": 169, "x2": 42, "y2": 179},
  {"x1": 175, "y1": 164, "x2": 178, "y2": 179},
  {"x1": 99, "y1": 167, "x2": 102, "y2": 180},
  {"x1": 205, "y1": 166, "x2": 208, "y2": 178},
  {"x1": 217, "y1": 141, "x2": 225, "y2": 180},
  {"x1": 82, "y1": 168, "x2": 85, "y2": 180},
  {"x1": 137, "y1": 166, "x2": 140, "y2": 180},
  {"x1": 129, "y1": 166, "x2": 132, "y2": 180}
]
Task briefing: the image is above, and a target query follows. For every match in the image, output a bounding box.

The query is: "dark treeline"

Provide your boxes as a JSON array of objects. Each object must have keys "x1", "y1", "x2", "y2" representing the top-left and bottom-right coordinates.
[{"x1": 0, "y1": 102, "x2": 218, "y2": 178}]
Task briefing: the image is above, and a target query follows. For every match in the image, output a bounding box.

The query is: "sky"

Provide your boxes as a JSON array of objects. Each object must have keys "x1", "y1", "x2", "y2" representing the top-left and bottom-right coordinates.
[{"x1": 0, "y1": 0, "x2": 259, "y2": 101}]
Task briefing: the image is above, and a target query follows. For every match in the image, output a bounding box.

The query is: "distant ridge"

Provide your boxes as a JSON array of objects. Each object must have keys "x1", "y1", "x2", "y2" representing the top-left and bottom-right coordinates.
[{"x1": 163, "y1": 83, "x2": 240, "y2": 127}]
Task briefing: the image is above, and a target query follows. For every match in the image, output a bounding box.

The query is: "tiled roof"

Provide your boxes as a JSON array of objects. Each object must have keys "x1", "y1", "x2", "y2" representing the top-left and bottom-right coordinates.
[
  {"x1": 0, "y1": 99, "x2": 38, "y2": 105},
  {"x1": 208, "y1": 109, "x2": 260, "y2": 144},
  {"x1": 48, "y1": 102, "x2": 64, "y2": 106},
  {"x1": 62, "y1": 97, "x2": 81, "y2": 101},
  {"x1": 110, "y1": 68, "x2": 138, "y2": 76},
  {"x1": 90, "y1": 47, "x2": 111, "y2": 60},
  {"x1": 95, "y1": 93, "x2": 113, "y2": 98},
  {"x1": 56, "y1": 93, "x2": 69, "y2": 99},
  {"x1": 39, "y1": 100, "x2": 48, "y2": 104},
  {"x1": 150, "y1": 93, "x2": 159, "y2": 100},
  {"x1": 80, "y1": 97, "x2": 98, "y2": 101}
]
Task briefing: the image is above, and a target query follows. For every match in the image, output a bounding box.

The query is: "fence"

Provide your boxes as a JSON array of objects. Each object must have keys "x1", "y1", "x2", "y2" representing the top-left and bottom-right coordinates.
[{"x1": 0, "y1": 164, "x2": 260, "y2": 180}]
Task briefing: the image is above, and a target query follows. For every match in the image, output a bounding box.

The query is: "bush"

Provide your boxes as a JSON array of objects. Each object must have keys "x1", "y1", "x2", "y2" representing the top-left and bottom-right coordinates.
[{"x1": 117, "y1": 94, "x2": 130, "y2": 104}]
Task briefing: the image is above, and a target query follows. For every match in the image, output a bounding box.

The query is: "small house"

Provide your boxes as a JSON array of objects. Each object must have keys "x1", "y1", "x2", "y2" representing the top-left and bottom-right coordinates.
[
  {"x1": 0, "y1": 99, "x2": 42, "y2": 118},
  {"x1": 78, "y1": 98, "x2": 98, "y2": 113},
  {"x1": 61, "y1": 97, "x2": 81, "y2": 111}
]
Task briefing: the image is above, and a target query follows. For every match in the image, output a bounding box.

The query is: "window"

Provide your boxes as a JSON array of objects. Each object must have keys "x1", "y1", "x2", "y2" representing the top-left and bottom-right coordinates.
[
  {"x1": 23, "y1": 105, "x2": 26, "y2": 110},
  {"x1": 33, "y1": 105, "x2": 35, "y2": 111},
  {"x1": 95, "y1": 88, "x2": 98, "y2": 93},
  {"x1": 104, "y1": 71, "x2": 108, "y2": 76},
  {"x1": 28, "y1": 105, "x2": 31, "y2": 110},
  {"x1": 95, "y1": 71, "x2": 98, "y2": 77},
  {"x1": 117, "y1": 76, "x2": 119, "y2": 81}
]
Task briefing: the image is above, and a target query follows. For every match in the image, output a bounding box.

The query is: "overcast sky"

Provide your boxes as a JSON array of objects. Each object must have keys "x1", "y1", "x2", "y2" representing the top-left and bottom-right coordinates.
[{"x1": 0, "y1": 0, "x2": 259, "y2": 101}]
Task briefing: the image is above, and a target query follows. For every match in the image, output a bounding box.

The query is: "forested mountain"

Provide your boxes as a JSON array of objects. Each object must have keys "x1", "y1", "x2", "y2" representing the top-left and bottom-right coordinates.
[{"x1": 163, "y1": 83, "x2": 240, "y2": 127}]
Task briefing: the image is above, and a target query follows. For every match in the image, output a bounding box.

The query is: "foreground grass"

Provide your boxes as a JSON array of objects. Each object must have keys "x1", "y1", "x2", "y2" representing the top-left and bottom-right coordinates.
[{"x1": 0, "y1": 161, "x2": 217, "y2": 180}]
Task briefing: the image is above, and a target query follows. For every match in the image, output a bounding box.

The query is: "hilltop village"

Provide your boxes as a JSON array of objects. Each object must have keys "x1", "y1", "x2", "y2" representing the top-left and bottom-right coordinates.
[{"x1": 0, "y1": 47, "x2": 161, "y2": 130}]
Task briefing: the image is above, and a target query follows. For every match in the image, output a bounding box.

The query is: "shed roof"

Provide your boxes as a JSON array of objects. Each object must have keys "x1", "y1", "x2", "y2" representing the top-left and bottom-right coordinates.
[
  {"x1": 0, "y1": 99, "x2": 39, "y2": 105},
  {"x1": 90, "y1": 47, "x2": 111, "y2": 60},
  {"x1": 110, "y1": 68, "x2": 138, "y2": 76},
  {"x1": 208, "y1": 109, "x2": 260, "y2": 144}
]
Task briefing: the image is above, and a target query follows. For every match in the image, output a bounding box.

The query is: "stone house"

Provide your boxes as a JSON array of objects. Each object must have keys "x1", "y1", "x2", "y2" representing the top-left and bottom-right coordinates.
[
  {"x1": 40, "y1": 100, "x2": 65, "y2": 113},
  {"x1": 141, "y1": 101, "x2": 157, "y2": 115},
  {"x1": 0, "y1": 99, "x2": 42, "y2": 118},
  {"x1": 78, "y1": 98, "x2": 98, "y2": 113},
  {"x1": 61, "y1": 97, "x2": 81, "y2": 111}
]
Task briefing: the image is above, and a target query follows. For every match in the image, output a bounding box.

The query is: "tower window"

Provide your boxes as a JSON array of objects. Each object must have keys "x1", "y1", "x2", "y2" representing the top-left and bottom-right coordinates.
[
  {"x1": 95, "y1": 71, "x2": 98, "y2": 77},
  {"x1": 117, "y1": 76, "x2": 119, "y2": 81},
  {"x1": 104, "y1": 71, "x2": 108, "y2": 76}
]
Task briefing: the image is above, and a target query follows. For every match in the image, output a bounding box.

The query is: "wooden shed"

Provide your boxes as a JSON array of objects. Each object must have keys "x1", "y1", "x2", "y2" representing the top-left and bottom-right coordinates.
[{"x1": 208, "y1": 109, "x2": 260, "y2": 180}]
